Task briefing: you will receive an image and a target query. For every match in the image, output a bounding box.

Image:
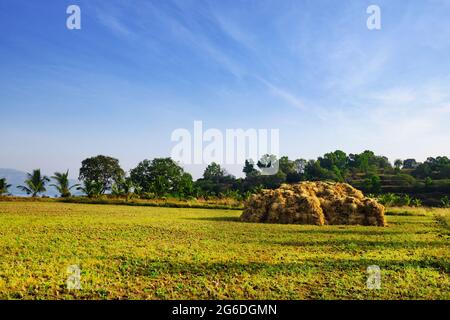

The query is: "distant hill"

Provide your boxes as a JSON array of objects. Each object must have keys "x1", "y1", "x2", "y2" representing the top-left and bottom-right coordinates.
[{"x1": 0, "y1": 168, "x2": 82, "y2": 197}]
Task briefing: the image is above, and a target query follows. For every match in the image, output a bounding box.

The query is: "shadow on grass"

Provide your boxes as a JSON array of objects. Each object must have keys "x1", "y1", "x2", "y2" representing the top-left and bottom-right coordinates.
[
  {"x1": 286, "y1": 229, "x2": 403, "y2": 236},
  {"x1": 184, "y1": 216, "x2": 241, "y2": 222},
  {"x1": 185, "y1": 219, "x2": 414, "y2": 236},
  {"x1": 117, "y1": 256, "x2": 449, "y2": 277},
  {"x1": 261, "y1": 239, "x2": 447, "y2": 250}
]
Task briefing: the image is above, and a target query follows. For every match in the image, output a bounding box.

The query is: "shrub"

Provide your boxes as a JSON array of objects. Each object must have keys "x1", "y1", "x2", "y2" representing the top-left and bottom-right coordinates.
[
  {"x1": 377, "y1": 193, "x2": 401, "y2": 207},
  {"x1": 399, "y1": 194, "x2": 412, "y2": 206}
]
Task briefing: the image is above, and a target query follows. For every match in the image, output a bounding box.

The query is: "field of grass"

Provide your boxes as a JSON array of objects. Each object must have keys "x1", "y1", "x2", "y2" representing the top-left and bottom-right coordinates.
[{"x1": 0, "y1": 201, "x2": 448, "y2": 299}]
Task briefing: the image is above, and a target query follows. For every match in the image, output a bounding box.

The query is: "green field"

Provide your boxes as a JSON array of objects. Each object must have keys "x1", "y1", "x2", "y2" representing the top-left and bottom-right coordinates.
[{"x1": 0, "y1": 202, "x2": 448, "y2": 299}]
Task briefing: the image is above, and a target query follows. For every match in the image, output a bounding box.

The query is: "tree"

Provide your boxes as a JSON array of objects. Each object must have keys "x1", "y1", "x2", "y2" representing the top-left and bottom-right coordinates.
[
  {"x1": 177, "y1": 173, "x2": 194, "y2": 198},
  {"x1": 77, "y1": 180, "x2": 103, "y2": 198},
  {"x1": 17, "y1": 169, "x2": 50, "y2": 197},
  {"x1": 196, "y1": 162, "x2": 236, "y2": 197},
  {"x1": 294, "y1": 159, "x2": 307, "y2": 175},
  {"x1": 320, "y1": 150, "x2": 347, "y2": 171},
  {"x1": 305, "y1": 160, "x2": 339, "y2": 181},
  {"x1": 0, "y1": 178, "x2": 11, "y2": 195},
  {"x1": 79, "y1": 155, "x2": 124, "y2": 193},
  {"x1": 50, "y1": 170, "x2": 79, "y2": 198},
  {"x1": 364, "y1": 174, "x2": 381, "y2": 193},
  {"x1": 203, "y1": 162, "x2": 225, "y2": 181},
  {"x1": 402, "y1": 159, "x2": 418, "y2": 169},
  {"x1": 243, "y1": 159, "x2": 259, "y2": 178},
  {"x1": 278, "y1": 156, "x2": 302, "y2": 183},
  {"x1": 394, "y1": 159, "x2": 403, "y2": 170},
  {"x1": 130, "y1": 158, "x2": 189, "y2": 196}
]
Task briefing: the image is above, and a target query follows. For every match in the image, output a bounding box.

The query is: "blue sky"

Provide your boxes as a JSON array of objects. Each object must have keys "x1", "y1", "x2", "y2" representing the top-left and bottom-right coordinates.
[{"x1": 1, "y1": 0, "x2": 450, "y2": 179}]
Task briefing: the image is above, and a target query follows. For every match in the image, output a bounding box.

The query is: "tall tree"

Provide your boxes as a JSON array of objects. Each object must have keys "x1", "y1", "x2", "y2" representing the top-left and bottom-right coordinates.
[
  {"x1": 17, "y1": 169, "x2": 50, "y2": 197},
  {"x1": 203, "y1": 162, "x2": 225, "y2": 181},
  {"x1": 130, "y1": 158, "x2": 189, "y2": 196},
  {"x1": 50, "y1": 170, "x2": 79, "y2": 198},
  {"x1": 403, "y1": 159, "x2": 418, "y2": 169},
  {"x1": 279, "y1": 156, "x2": 301, "y2": 183},
  {"x1": 243, "y1": 159, "x2": 259, "y2": 178},
  {"x1": 79, "y1": 155, "x2": 124, "y2": 193}
]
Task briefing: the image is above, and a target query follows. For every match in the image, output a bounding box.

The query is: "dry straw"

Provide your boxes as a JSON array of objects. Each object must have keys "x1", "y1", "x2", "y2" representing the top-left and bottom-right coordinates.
[{"x1": 241, "y1": 182, "x2": 386, "y2": 226}]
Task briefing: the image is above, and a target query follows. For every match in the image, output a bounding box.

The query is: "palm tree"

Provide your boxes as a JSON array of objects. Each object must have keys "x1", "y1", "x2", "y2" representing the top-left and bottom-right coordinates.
[
  {"x1": 0, "y1": 178, "x2": 11, "y2": 195},
  {"x1": 50, "y1": 170, "x2": 80, "y2": 198},
  {"x1": 17, "y1": 169, "x2": 50, "y2": 197},
  {"x1": 77, "y1": 180, "x2": 103, "y2": 198}
]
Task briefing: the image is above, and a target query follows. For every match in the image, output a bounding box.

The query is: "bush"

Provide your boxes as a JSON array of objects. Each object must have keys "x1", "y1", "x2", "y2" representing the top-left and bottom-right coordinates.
[
  {"x1": 399, "y1": 194, "x2": 412, "y2": 206},
  {"x1": 377, "y1": 193, "x2": 401, "y2": 207}
]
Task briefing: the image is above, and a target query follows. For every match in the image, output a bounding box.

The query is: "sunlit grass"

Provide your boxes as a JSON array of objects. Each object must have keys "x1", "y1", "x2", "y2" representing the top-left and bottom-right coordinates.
[{"x1": 0, "y1": 202, "x2": 448, "y2": 299}]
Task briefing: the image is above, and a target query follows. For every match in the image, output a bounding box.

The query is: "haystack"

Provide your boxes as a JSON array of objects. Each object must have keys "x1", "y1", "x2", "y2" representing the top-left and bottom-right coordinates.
[{"x1": 240, "y1": 182, "x2": 386, "y2": 226}]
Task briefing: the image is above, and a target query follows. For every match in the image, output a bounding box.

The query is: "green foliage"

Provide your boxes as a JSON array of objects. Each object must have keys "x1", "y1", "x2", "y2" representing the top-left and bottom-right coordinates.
[
  {"x1": 0, "y1": 178, "x2": 11, "y2": 196},
  {"x1": 79, "y1": 155, "x2": 124, "y2": 193},
  {"x1": 279, "y1": 156, "x2": 301, "y2": 183},
  {"x1": 395, "y1": 174, "x2": 416, "y2": 186},
  {"x1": 130, "y1": 158, "x2": 193, "y2": 197},
  {"x1": 378, "y1": 193, "x2": 424, "y2": 207},
  {"x1": 176, "y1": 173, "x2": 195, "y2": 199},
  {"x1": 413, "y1": 156, "x2": 450, "y2": 179},
  {"x1": 363, "y1": 175, "x2": 382, "y2": 194},
  {"x1": 394, "y1": 159, "x2": 403, "y2": 170},
  {"x1": 377, "y1": 193, "x2": 401, "y2": 207},
  {"x1": 403, "y1": 159, "x2": 418, "y2": 169},
  {"x1": 242, "y1": 159, "x2": 258, "y2": 178},
  {"x1": 400, "y1": 194, "x2": 412, "y2": 206},
  {"x1": 77, "y1": 180, "x2": 103, "y2": 198},
  {"x1": 203, "y1": 162, "x2": 225, "y2": 181},
  {"x1": 50, "y1": 170, "x2": 79, "y2": 198},
  {"x1": 111, "y1": 177, "x2": 135, "y2": 201},
  {"x1": 17, "y1": 169, "x2": 50, "y2": 197}
]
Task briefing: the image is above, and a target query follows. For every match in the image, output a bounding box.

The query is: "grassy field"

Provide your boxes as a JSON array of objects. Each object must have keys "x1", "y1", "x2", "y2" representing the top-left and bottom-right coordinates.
[{"x1": 0, "y1": 202, "x2": 448, "y2": 299}]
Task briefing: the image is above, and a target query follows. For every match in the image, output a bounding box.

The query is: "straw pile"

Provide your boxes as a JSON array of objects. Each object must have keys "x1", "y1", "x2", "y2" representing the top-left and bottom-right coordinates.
[{"x1": 241, "y1": 182, "x2": 386, "y2": 226}]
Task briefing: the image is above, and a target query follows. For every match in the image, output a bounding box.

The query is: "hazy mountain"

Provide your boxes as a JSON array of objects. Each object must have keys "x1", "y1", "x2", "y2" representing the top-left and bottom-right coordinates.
[{"x1": 0, "y1": 168, "x2": 82, "y2": 197}]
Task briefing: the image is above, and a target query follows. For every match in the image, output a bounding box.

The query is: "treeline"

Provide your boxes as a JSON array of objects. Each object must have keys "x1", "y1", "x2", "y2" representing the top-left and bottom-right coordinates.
[{"x1": 0, "y1": 151, "x2": 449, "y2": 205}]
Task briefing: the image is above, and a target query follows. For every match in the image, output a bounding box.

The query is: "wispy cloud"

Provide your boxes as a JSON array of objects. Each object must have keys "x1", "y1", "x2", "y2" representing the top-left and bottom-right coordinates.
[
  {"x1": 96, "y1": 12, "x2": 135, "y2": 38},
  {"x1": 257, "y1": 76, "x2": 305, "y2": 110}
]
